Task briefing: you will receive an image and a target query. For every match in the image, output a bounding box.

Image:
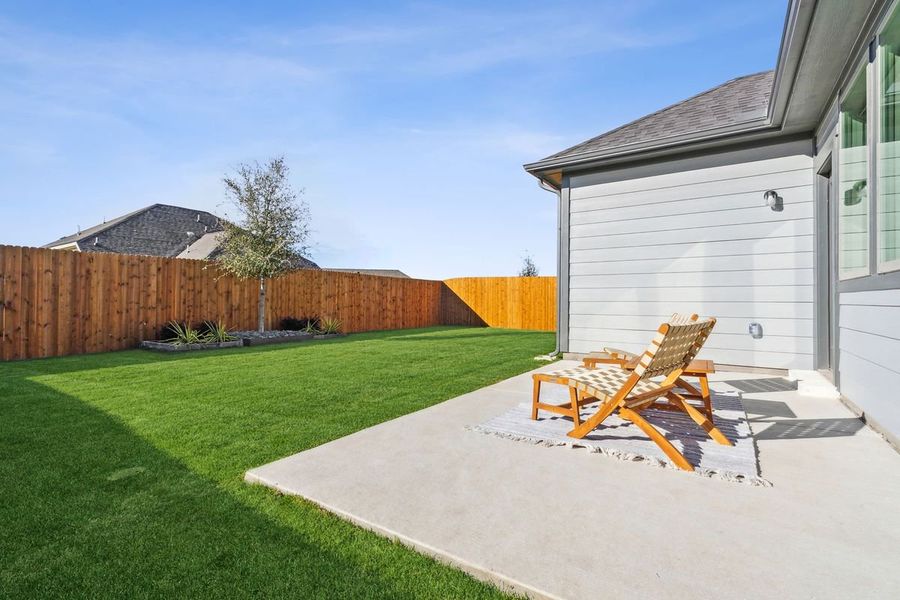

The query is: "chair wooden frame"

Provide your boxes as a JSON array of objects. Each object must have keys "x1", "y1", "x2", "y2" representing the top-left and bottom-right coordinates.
[
  {"x1": 582, "y1": 353, "x2": 714, "y2": 421},
  {"x1": 580, "y1": 314, "x2": 715, "y2": 421},
  {"x1": 532, "y1": 317, "x2": 732, "y2": 471}
]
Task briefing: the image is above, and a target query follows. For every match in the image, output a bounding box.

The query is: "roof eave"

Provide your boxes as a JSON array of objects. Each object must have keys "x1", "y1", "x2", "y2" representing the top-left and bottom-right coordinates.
[{"x1": 524, "y1": 117, "x2": 775, "y2": 176}]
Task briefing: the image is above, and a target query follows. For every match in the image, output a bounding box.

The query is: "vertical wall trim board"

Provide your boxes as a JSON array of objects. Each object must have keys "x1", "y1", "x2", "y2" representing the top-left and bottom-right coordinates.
[{"x1": 559, "y1": 177, "x2": 571, "y2": 353}]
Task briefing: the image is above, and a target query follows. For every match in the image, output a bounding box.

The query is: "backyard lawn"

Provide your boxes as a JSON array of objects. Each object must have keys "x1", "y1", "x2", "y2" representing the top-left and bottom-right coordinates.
[{"x1": 0, "y1": 326, "x2": 554, "y2": 599}]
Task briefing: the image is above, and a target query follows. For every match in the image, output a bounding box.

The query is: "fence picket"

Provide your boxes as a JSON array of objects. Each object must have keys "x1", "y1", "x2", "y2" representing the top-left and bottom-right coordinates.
[{"x1": 0, "y1": 245, "x2": 556, "y2": 360}]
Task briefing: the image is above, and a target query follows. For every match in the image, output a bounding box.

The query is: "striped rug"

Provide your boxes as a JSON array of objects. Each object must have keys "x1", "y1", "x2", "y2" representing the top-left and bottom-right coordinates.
[{"x1": 469, "y1": 390, "x2": 770, "y2": 486}]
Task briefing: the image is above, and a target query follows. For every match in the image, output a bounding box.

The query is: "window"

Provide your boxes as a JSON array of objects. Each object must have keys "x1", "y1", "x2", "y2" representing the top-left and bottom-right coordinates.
[
  {"x1": 879, "y1": 5, "x2": 900, "y2": 271},
  {"x1": 839, "y1": 66, "x2": 869, "y2": 279}
]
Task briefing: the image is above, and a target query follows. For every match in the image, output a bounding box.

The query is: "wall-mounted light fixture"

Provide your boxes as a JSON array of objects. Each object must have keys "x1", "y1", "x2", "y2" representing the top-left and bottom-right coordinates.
[
  {"x1": 748, "y1": 322, "x2": 764, "y2": 339},
  {"x1": 763, "y1": 190, "x2": 783, "y2": 212}
]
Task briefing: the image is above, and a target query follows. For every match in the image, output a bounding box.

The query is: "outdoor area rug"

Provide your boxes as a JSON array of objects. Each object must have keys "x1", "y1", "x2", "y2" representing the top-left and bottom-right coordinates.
[{"x1": 469, "y1": 390, "x2": 771, "y2": 486}]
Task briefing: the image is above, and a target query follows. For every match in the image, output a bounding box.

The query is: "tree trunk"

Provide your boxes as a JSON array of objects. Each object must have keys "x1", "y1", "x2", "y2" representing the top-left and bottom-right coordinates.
[{"x1": 258, "y1": 277, "x2": 266, "y2": 333}]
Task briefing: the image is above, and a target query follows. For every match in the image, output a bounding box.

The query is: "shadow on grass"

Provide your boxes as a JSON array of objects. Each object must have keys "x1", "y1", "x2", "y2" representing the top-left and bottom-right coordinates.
[{"x1": 0, "y1": 376, "x2": 506, "y2": 599}]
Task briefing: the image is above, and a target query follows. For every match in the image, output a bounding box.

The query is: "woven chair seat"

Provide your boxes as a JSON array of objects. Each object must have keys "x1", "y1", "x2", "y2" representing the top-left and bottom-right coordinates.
[{"x1": 545, "y1": 367, "x2": 661, "y2": 401}]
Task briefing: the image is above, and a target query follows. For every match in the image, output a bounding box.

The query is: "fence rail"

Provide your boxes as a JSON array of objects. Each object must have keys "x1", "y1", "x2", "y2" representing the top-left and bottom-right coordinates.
[{"x1": 0, "y1": 245, "x2": 555, "y2": 361}]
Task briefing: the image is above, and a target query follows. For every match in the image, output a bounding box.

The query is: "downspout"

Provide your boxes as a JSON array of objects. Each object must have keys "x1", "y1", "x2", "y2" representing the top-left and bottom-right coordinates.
[{"x1": 535, "y1": 177, "x2": 563, "y2": 361}]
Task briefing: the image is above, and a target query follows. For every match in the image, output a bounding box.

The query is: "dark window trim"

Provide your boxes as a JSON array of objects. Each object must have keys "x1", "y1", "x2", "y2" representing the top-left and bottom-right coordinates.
[{"x1": 839, "y1": 268, "x2": 900, "y2": 292}]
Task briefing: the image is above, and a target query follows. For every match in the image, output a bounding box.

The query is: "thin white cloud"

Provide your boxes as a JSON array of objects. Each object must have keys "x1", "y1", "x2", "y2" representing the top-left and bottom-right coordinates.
[{"x1": 0, "y1": 20, "x2": 319, "y2": 105}]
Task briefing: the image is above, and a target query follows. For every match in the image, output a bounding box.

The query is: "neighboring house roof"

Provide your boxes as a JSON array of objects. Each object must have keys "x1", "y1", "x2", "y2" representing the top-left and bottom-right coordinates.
[
  {"x1": 44, "y1": 203, "x2": 320, "y2": 269},
  {"x1": 328, "y1": 269, "x2": 410, "y2": 278},
  {"x1": 177, "y1": 230, "x2": 225, "y2": 260},
  {"x1": 288, "y1": 255, "x2": 322, "y2": 270},
  {"x1": 540, "y1": 71, "x2": 774, "y2": 164},
  {"x1": 44, "y1": 203, "x2": 224, "y2": 257}
]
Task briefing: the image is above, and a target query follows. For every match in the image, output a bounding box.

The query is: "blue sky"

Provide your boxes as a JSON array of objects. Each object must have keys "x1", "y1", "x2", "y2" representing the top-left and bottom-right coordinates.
[{"x1": 0, "y1": 0, "x2": 786, "y2": 279}]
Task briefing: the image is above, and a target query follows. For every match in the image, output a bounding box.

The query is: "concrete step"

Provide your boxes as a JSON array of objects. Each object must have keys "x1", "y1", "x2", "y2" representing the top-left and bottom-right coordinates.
[{"x1": 788, "y1": 370, "x2": 840, "y2": 399}]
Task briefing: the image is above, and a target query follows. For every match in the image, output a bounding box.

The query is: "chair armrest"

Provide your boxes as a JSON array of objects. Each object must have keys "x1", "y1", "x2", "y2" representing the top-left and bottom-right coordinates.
[
  {"x1": 603, "y1": 347, "x2": 638, "y2": 361},
  {"x1": 582, "y1": 347, "x2": 636, "y2": 369}
]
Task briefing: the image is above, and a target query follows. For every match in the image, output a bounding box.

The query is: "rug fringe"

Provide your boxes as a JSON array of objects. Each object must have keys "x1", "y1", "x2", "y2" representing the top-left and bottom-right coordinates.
[{"x1": 466, "y1": 425, "x2": 773, "y2": 487}]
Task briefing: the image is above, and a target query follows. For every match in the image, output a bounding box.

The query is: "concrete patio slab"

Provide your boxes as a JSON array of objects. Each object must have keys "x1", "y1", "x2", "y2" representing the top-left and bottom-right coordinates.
[{"x1": 246, "y1": 361, "x2": 900, "y2": 600}]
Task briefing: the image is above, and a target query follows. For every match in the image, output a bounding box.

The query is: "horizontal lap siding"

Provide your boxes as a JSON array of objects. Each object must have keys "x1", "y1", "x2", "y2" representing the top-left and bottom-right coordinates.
[
  {"x1": 839, "y1": 289, "x2": 900, "y2": 438},
  {"x1": 567, "y1": 144, "x2": 815, "y2": 369}
]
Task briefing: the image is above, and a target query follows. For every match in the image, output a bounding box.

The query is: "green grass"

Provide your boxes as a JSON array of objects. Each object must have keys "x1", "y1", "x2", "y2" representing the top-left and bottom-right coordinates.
[{"x1": 0, "y1": 326, "x2": 554, "y2": 599}]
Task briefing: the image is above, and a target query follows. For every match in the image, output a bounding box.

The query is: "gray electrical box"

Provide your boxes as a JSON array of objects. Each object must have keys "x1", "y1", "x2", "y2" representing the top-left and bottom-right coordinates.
[{"x1": 748, "y1": 322, "x2": 763, "y2": 339}]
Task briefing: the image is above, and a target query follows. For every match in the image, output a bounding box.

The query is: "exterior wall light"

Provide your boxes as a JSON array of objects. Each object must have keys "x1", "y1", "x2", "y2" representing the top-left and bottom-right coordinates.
[
  {"x1": 748, "y1": 322, "x2": 764, "y2": 339},
  {"x1": 763, "y1": 190, "x2": 783, "y2": 212}
]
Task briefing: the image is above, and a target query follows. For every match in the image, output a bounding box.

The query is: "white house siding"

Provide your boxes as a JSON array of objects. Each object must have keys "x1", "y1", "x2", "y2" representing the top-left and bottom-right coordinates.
[
  {"x1": 839, "y1": 289, "x2": 900, "y2": 438},
  {"x1": 566, "y1": 139, "x2": 815, "y2": 369}
]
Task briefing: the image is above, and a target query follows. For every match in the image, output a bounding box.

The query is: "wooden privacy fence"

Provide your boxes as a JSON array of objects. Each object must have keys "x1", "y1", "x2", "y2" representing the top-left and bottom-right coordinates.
[
  {"x1": 0, "y1": 245, "x2": 556, "y2": 361},
  {"x1": 442, "y1": 276, "x2": 556, "y2": 331}
]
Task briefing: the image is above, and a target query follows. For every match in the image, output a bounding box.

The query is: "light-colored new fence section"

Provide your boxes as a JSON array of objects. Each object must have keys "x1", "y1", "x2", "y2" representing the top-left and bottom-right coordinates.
[
  {"x1": 0, "y1": 246, "x2": 556, "y2": 360},
  {"x1": 442, "y1": 276, "x2": 556, "y2": 331}
]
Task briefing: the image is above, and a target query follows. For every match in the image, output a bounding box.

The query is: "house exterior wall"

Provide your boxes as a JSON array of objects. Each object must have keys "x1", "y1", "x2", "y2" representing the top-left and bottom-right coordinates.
[
  {"x1": 838, "y1": 290, "x2": 900, "y2": 439},
  {"x1": 565, "y1": 138, "x2": 815, "y2": 369},
  {"x1": 814, "y1": 2, "x2": 900, "y2": 442}
]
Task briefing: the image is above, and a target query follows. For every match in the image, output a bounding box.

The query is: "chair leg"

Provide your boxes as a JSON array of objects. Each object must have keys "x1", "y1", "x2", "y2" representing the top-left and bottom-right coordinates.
[
  {"x1": 620, "y1": 407, "x2": 694, "y2": 471},
  {"x1": 531, "y1": 377, "x2": 541, "y2": 420},
  {"x1": 667, "y1": 392, "x2": 732, "y2": 446},
  {"x1": 569, "y1": 387, "x2": 581, "y2": 427},
  {"x1": 675, "y1": 377, "x2": 703, "y2": 398},
  {"x1": 568, "y1": 397, "x2": 619, "y2": 439},
  {"x1": 699, "y1": 375, "x2": 713, "y2": 421}
]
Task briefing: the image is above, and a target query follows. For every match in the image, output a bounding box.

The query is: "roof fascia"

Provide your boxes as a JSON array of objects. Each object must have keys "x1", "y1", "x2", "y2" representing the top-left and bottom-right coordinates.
[
  {"x1": 525, "y1": 118, "x2": 776, "y2": 174},
  {"x1": 767, "y1": 0, "x2": 815, "y2": 125}
]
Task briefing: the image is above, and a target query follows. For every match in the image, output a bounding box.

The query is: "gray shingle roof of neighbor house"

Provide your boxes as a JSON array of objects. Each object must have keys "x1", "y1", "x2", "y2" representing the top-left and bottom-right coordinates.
[
  {"x1": 327, "y1": 269, "x2": 410, "y2": 278},
  {"x1": 43, "y1": 203, "x2": 224, "y2": 256},
  {"x1": 534, "y1": 70, "x2": 774, "y2": 167},
  {"x1": 43, "y1": 203, "x2": 320, "y2": 269}
]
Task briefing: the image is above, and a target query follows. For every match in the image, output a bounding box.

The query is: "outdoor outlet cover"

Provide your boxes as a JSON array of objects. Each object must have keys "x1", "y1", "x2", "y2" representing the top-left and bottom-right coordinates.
[{"x1": 749, "y1": 322, "x2": 763, "y2": 339}]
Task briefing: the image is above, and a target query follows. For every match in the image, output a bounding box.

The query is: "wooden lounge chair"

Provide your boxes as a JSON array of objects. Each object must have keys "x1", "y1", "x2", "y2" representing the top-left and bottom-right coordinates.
[
  {"x1": 580, "y1": 314, "x2": 715, "y2": 421},
  {"x1": 532, "y1": 317, "x2": 731, "y2": 471}
]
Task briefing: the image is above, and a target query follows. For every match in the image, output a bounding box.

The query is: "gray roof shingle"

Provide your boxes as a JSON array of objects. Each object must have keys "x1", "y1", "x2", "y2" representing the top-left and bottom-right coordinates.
[
  {"x1": 44, "y1": 204, "x2": 223, "y2": 256},
  {"x1": 43, "y1": 203, "x2": 320, "y2": 269},
  {"x1": 327, "y1": 269, "x2": 409, "y2": 278},
  {"x1": 538, "y1": 70, "x2": 774, "y2": 164}
]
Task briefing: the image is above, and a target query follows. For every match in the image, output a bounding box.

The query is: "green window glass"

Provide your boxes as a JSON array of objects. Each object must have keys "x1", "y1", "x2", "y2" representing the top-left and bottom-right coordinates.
[
  {"x1": 839, "y1": 67, "x2": 869, "y2": 278},
  {"x1": 879, "y1": 6, "x2": 900, "y2": 271}
]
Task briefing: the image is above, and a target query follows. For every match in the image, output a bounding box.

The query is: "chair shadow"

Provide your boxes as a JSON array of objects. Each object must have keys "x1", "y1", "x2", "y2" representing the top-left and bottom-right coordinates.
[
  {"x1": 737, "y1": 396, "x2": 864, "y2": 440},
  {"x1": 753, "y1": 418, "x2": 865, "y2": 440},
  {"x1": 723, "y1": 377, "x2": 798, "y2": 393},
  {"x1": 741, "y1": 397, "x2": 798, "y2": 419}
]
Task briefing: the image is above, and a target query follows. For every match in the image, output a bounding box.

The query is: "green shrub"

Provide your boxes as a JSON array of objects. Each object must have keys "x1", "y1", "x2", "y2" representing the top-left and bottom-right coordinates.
[
  {"x1": 165, "y1": 321, "x2": 205, "y2": 345},
  {"x1": 280, "y1": 316, "x2": 319, "y2": 331},
  {"x1": 203, "y1": 320, "x2": 235, "y2": 343},
  {"x1": 319, "y1": 317, "x2": 342, "y2": 335}
]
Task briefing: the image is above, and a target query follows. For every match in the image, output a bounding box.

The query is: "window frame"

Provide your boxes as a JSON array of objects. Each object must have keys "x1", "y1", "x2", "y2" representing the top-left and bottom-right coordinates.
[
  {"x1": 876, "y1": 6, "x2": 900, "y2": 274},
  {"x1": 837, "y1": 56, "x2": 873, "y2": 281},
  {"x1": 836, "y1": 0, "x2": 900, "y2": 284}
]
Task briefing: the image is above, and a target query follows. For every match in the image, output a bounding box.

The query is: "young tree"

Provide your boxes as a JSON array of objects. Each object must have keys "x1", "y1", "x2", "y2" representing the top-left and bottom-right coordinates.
[
  {"x1": 518, "y1": 253, "x2": 539, "y2": 277},
  {"x1": 217, "y1": 157, "x2": 311, "y2": 332}
]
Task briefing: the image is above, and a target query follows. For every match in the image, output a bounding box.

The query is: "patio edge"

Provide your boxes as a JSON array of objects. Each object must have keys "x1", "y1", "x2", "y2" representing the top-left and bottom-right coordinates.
[{"x1": 243, "y1": 469, "x2": 565, "y2": 600}]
